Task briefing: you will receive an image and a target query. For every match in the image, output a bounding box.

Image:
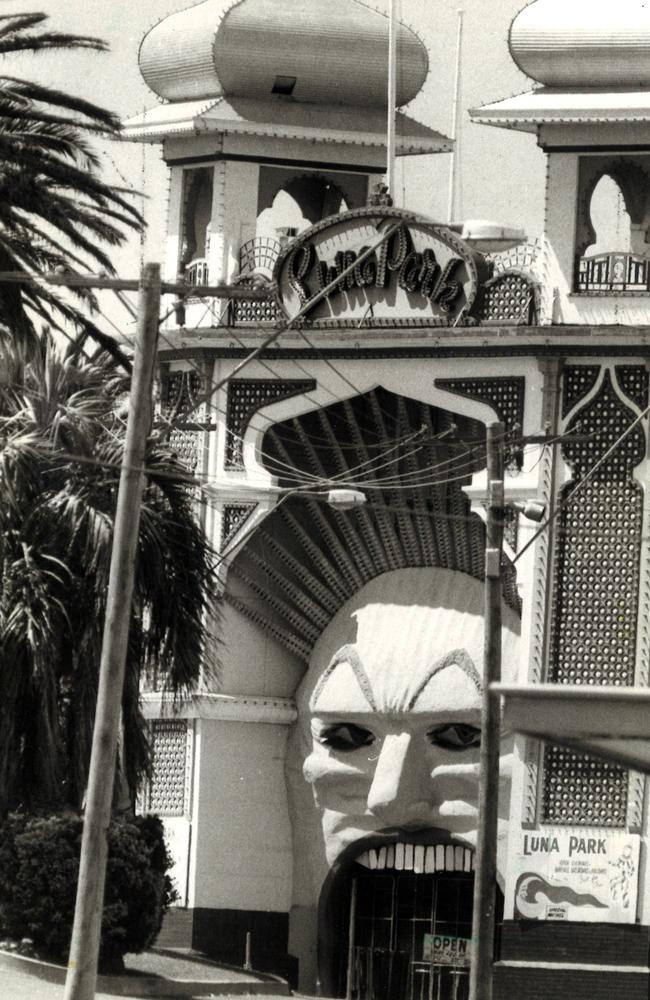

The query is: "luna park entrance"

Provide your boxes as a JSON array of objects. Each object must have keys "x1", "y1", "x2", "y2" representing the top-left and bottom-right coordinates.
[{"x1": 346, "y1": 846, "x2": 474, "y2": 1000}]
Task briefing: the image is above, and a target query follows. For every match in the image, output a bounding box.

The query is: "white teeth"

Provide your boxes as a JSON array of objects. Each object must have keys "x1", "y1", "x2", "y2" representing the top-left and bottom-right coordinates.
[{"x1": 356, "y1": 842, "x2": 474, "y2": 873}]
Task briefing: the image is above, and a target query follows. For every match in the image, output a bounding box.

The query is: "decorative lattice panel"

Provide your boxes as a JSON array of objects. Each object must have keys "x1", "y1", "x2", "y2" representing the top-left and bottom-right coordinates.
[
  {"x1": 148, "y1": 720, "x2": 189, "y2": 817},
  {"x1": 503, "y1": 505, "x2": 518, "y2": 551},
  {"x1": 616, "y1": 365, "x2": 649, "y2": 412},
  {"x1": 230, "y1": 275, "x2": 283, "y2": 325},
  {"x1": 159, "y1": 367, "x2": 215, "y2": 475},
  {"x1": 436, "y1": 376, "x2": 525, "y2": 468},
  {"x1": 225, "y1": 378, "x2": 316, "y2": 469},
  {"x1": 239, "y1": 237, "x2": 282, "y2": 279},
  {"x1": 436, "y1": 377, "x2": 524, "y2": 438},
  {"x1": 167, "y1": 427, "x2": 198, "y2": 473},
  {"x1": 543, "y1": 748, "x2": 628, "y2": 827},
  {"x1": 562, "y1": 365, "x2": 601, "y2": 419},
  {"x1": 222, "y1": 502, "x2": 258, "y2": 548},
  {"x1": 486, "y1": 237, "x2": 544, "y2": 276},
  {"x1": 542, "y1": 368, "x2": 647, "y2": 827},
  {"x1": 477, "y1": 272, "x2": 536, "y2": 325},
  {"x1": 161, "y1": 369, "x2": 205, "y2": 422}
]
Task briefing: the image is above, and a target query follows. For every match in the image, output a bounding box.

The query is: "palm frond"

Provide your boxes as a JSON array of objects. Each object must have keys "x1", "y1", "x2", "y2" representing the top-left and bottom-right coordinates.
[
  {"x1": 0, "y1": 333, "x2": 218, "y2": 812},
  {"x1": 0, "y1": 14, "x2": 143, "y2": 369}
]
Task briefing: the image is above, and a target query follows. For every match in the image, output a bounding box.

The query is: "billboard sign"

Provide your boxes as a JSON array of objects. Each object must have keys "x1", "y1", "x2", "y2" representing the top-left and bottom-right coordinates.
[{"x1": 511, "y1": 828, "x2": 640, "y2": 923}]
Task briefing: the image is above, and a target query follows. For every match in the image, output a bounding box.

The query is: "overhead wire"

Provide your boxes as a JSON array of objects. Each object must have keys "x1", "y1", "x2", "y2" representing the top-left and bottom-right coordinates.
[
  {"x1": 513, "y1": 402, "x2": 650, "y2": 564},
  {"x1": 4, "y1": 407, "x2": 632, "y2": 555},
  {"x1": 17, "y1": 251, "x2": 629, "y2": 567},
  {"x1": 3, "y1": 358, "x2": 532, "y2": 495},
  {"x1": 106, "y1": 283, "x2": 395, "y2": 477},
  {"x1": 13, "y1": 425, "x2": 546, "y2": 500}
]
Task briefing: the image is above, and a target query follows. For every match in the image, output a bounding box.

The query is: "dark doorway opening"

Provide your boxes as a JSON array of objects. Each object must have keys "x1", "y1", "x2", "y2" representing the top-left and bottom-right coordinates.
[
  {"x1": 318, "y1": 838, "x2": 503, "y2": 1000},
  {"x1": 349, "y1": 868, "x2": 473, "y2": 1000}
]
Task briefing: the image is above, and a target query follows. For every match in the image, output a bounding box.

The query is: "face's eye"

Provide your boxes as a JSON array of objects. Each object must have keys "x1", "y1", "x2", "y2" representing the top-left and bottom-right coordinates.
[
  {"x1": 319, "y1": 723, "x2": 375, "y2": 752},
  {"x1": 428, "y1": 723, "x2": 481, "y2": 751}
]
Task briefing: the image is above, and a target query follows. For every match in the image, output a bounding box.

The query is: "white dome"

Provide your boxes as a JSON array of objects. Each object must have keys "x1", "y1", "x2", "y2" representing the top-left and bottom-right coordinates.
[
  {"x1": 510, "y1": 0, "x2": 650, "y2": 88},
  {"x1": 140, "y1": 0, "x2": 428, "y2": 106}
]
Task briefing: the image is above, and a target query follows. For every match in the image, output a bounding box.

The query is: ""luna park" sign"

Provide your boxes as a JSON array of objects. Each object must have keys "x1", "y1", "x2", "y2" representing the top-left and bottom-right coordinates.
[{"x1": 274, "y1": 209, "x2": 488, "y2": 327}]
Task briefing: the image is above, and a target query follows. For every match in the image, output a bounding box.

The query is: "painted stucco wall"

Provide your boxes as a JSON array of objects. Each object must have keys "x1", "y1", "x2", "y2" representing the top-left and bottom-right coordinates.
[
  {"x1": 189, "y1": 718, "x2": 294, "y2": 912},
  {"x1": 216, "y1": 599, "x2": 304, "y2": 699}
]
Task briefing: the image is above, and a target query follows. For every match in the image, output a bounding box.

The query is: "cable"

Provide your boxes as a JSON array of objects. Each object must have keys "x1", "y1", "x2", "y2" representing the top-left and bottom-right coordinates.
[
  {"x1": 5, "y1": 374, "x2": 544, "y2": 496},
  {"x1": 513, "y1": 403, "x2": 650, "y2": 565}
]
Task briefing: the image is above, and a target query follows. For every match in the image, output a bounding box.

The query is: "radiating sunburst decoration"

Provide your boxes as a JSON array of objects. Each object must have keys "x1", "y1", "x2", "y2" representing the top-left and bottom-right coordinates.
[{"x1": 225, "y1": 388, "x2": 520, "y2": 662}]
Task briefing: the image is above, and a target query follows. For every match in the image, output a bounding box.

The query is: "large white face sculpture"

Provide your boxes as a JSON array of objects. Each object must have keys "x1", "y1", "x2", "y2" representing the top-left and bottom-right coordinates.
[{"x1": 287, "y1": 568, "x2": 521, "y2": 897}]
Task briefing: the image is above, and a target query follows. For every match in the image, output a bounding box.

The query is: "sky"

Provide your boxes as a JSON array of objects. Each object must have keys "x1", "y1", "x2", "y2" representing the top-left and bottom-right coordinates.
[{"x1": 12, "y1": 0, "x2": 548, "y2": 296}]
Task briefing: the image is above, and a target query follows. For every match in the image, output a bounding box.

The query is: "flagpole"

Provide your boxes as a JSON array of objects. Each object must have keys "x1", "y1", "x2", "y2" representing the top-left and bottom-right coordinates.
[
  {"x1": 387, "y1": 0, "x2": 397, "y2": 204},
  {"x1": 447, "y1": 8, "x2": 465, "y2": 223}
]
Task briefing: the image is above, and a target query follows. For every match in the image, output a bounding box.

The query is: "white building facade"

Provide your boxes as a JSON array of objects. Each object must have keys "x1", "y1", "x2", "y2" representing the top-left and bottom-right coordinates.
[{"x1": 125, "y1": 3, "x2": 650, "y2": 999}]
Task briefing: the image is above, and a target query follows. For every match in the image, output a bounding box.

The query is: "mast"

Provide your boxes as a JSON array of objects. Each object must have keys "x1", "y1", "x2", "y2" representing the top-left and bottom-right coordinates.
[
  {"x1": 387, "y1": 0, "x2": 398, "y2": 203},
  {"x1": 447, "y1": 8, "x2": 465, "y2": 223}
]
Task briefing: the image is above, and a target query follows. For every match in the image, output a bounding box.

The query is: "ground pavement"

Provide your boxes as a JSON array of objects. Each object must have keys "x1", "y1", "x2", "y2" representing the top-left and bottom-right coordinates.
[{"x1": 0, "y1": 946, "x2": 292, "y2": 1000}]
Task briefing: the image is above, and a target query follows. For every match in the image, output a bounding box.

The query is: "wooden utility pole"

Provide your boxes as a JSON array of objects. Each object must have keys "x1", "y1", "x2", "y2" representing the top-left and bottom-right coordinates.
[
  {"x1": 469, "y1": 421, "x2": 505, "y2": 1000},
  {"x1": 63, "y1": 262, "x2": 162, "y2": 1000}
]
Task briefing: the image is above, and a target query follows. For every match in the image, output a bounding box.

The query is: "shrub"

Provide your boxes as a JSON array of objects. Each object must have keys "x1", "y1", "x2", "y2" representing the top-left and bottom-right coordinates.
[{"x1": 0, "y1": 812, "x2": 176, "y2": 970}]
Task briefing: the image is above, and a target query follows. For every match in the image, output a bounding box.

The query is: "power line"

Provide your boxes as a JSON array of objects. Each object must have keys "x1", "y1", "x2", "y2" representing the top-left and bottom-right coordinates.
[{"x1": 513, "y1": 405, "x2": 650, "y2": 564}]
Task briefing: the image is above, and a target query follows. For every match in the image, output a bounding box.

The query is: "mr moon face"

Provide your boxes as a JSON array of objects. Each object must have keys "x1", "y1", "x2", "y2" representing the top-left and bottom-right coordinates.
[{"x1": 289, "y1": 569, "x2": 521, "y2": 886}]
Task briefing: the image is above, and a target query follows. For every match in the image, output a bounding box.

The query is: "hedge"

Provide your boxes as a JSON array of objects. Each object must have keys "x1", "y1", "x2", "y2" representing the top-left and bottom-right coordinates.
[{"x1": 0, "y1": 812, "x2": 176, "y2": 971}]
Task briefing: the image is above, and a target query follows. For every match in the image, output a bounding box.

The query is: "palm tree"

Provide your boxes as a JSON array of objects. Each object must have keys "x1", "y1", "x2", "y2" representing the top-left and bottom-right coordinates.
[
  {"x1": 0, "y1": 12, "x2": 142, "y2": 367},
  {"x1": 0, "y1": 331, "x2": 218, "y2": 815}
]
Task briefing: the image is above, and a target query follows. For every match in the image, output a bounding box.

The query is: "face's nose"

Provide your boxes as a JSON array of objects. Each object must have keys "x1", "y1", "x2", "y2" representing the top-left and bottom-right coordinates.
[{"x1": 366, "y1": 732, "x2": 432, "y2": 827}]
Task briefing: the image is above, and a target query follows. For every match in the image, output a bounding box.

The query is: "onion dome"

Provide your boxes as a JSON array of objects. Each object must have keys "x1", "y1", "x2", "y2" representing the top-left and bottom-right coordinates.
[
  {"x1": 510, "y1": 0, "x2": 650, "y2": 88},
  {"x1": 139, "y1": 0, "x2": 428, "y2": 106}
]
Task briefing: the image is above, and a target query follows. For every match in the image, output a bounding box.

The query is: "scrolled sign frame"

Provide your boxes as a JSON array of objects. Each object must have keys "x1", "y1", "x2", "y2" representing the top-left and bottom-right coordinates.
[{"x1": 273, "y1": 207, "x2": 490, "y2": 328}]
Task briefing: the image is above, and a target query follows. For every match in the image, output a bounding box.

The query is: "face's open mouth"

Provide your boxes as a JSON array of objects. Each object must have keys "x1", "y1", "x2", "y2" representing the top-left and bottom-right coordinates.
[{"x1": 355, "y1": 839, "x2": 475, "y2": 874}]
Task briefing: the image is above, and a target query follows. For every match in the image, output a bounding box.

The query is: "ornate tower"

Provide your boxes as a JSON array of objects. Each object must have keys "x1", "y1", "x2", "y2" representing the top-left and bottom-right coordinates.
[{"x1": 124, "y1": 0, "x2": 449, "y2": 330}]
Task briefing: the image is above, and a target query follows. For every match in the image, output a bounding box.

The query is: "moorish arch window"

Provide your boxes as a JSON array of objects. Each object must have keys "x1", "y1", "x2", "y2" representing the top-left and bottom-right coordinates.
[
  {"x1": 584, "y1": 174, "x2": 632, "y2": 256},
  {"x1": 246, "y1": 165, "x2": 370, "y2": 279},
  {"x1": 179, "y1": 166, "x2": 214, "y2": 286},
  {"x1": 235, "y1": 166, "x2": 372, "y2": 318},
  {"x1": 223, "y1": 387, "x2": 520, "y2": 662},
  {"x1": 576, "y1": 155, "x2": 650, "y2": 293}
]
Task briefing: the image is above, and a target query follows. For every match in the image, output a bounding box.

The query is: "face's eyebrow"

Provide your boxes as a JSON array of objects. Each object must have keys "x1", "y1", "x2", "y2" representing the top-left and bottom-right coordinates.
[
  {"x1": 407, "y1": 648, "x2": 482, "y2": 711},
  {"x1": 310, "y1": 644, "x2": 377, "y2": 711}
]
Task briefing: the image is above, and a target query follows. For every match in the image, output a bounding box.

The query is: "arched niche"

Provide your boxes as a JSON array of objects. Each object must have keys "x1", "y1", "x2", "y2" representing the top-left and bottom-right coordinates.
[
  {"x1": 180, "y1": 167, "x2": 214, "y2": 272},
  {"x1": 255, "y1": 187, "x2": 315, "y2": 245},
  {"x1": 257, "y1": 164, "x2": 368, "y2": 228},
  {"x1": 583, "y1": 174, "x2": 632, "y2": 257},
  {"x1": 576, "y1": 155, "x2": 650, "y2": 261}
]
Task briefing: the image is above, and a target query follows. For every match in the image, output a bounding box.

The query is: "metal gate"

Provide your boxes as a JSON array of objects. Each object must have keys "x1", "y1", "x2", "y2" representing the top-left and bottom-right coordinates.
[{"x1": 348, "y1": 870, "x2": 473, "y2": 1000}]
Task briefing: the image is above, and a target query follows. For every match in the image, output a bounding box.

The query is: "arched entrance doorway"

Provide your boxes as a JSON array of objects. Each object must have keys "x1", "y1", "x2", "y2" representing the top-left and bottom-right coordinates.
[
  {"x1": 319, "y1": 838, "x2": 487, "y2": 1000},
  {"x1": 351, "y1": 864, "x2": 473, "y2": 1000}
]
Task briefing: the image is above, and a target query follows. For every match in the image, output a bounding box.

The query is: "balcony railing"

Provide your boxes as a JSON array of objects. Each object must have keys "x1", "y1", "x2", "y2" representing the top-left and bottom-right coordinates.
[
  {"x1": 238, "y1": 236, "x2": 282, "y2": 280},
  {"x1": 577, "y1": 252, "x2": 650, "y2": 293},
  {"x1": 184, "y1": 257, "x2": 209, "y2": 286}
]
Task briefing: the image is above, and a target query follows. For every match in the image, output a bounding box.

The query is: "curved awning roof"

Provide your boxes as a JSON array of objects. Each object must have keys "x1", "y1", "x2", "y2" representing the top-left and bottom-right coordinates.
[{"x1": 122, "y1": 96, "x2": 451, "y2": 155}]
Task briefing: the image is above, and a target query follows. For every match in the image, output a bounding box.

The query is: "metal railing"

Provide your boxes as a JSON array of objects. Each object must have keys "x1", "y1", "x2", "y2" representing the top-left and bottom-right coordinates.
[
  {"x1": 351, "y1": 948, "x2": 469, "y2": 1000},
  {"x1": 576, "y1": 252, "x2": 650, "y2": 293},
  {"x1": 185, "y1": 257, "x2": 209, "y2": 286},
  {"x1": 238, "y1": 236, "x2": 282, "y2": 280}
]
